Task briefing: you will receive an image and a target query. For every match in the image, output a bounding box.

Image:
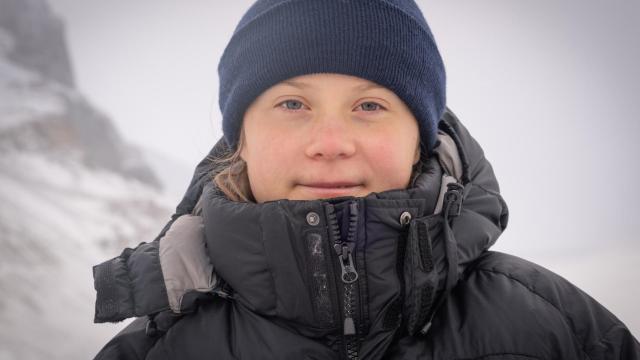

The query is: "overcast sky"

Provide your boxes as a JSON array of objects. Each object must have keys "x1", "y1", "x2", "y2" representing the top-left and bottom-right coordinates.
[{"x1": 47, "y1": 0, "x2": 640, "y2": 335}]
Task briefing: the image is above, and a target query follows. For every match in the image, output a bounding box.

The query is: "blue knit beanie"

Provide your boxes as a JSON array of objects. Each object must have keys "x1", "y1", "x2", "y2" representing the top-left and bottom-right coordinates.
[{"x1": 218, "y1": 0, "x2": 446, "y2": 157}]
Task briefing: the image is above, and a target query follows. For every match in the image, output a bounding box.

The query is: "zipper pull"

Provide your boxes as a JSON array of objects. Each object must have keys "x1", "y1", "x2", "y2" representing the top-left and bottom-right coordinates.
[
  {"x1": 344, "y1": 316, "x2": 356, "y2": 335},
  {"x1": 338, "y1": 245, "x2": 358, "y2": 283},
  {"x1": 444, "y1": 182, "x2": 464, "y2": 217},
  {"x1": 337, "y1": 245, "x2": 358, "y2": 336},
  {"x1": 339, "y1": 200, "x2": 359, "y2": 284}
]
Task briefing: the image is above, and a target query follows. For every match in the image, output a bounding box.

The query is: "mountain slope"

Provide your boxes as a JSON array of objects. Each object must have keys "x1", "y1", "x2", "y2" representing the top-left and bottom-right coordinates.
[{"x1": 0, "y1": 1, "x2": 187, "y2": 358}]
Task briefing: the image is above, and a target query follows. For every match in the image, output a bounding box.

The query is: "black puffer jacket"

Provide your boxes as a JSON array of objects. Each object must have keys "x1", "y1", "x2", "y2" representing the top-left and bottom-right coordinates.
[{"x1": 92, "y1": 109, "x2": 640, "y2": 359}]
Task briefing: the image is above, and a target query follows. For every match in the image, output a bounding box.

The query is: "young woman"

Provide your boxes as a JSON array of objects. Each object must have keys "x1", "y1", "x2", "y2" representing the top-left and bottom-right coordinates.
[{"x1": 92, "y1": 1, "x2": 640, "y2": 359}]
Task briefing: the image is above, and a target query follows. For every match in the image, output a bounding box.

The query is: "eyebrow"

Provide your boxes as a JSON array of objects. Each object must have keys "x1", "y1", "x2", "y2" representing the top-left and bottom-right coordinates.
[{"x1": 280, "y1": 80, "x2": 385, "y2": 92}]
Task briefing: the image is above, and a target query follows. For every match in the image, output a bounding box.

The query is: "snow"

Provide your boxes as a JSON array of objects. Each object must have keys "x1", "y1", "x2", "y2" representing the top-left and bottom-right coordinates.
[{"x1": 0, "y1": 150, "x2": 174, "y2": 360}]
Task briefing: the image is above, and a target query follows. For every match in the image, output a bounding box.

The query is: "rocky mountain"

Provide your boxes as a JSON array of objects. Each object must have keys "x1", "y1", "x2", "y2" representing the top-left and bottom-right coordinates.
[
  {"x1": 0, "y1": 0, "x2": 186, "y2": 358},
  {"x1": 0, "y1": 0, "x2": 74, "y2": 87},
  {"x1": 0, "y1": 0, "x2": 162, "y2": 189}
]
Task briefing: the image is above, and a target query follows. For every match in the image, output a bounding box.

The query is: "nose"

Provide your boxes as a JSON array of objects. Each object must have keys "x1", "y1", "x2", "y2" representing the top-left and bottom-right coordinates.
[{"x1": 304, "y1": 115, "x2": 356, "y2": 160}]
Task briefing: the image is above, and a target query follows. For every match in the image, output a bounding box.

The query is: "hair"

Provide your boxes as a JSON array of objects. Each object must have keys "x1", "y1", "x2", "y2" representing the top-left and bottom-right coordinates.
[
  {"x1": 210, "y1": 128, "x2": 426, "y2": 203},
  {"x1": 209, "y1": 128, "x2": 255, "y2": 203}
]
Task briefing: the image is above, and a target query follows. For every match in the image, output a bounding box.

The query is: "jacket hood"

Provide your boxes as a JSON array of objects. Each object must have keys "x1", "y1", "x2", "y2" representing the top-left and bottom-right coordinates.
[{"x1": 176, "y1": 107, "x2": 508, "y2": 353}]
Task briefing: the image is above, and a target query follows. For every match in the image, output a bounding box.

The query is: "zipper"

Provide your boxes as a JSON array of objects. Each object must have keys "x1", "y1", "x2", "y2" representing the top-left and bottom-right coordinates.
[{"x1": 325, "y1": 200, "x2": 361, "y2": 360}]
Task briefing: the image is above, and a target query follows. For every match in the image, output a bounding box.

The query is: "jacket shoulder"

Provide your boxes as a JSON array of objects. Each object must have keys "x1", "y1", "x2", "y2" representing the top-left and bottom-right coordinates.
[{"x1": 458, "y1": 251, "x2": 639, "y2": 359}]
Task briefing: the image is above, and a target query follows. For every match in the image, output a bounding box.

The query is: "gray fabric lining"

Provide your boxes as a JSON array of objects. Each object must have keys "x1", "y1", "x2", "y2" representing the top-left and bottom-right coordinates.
[
  {"x1": 434, "y1": 129, "x2": 463, "y2": 180},
  {"x1": 432, "y1": 130, "x2": 463, "y2": 215},
  {"x1": 433, "y1": 174, "x2": 458, "y2": 215},
  {"x1": 159, "y1": 213, "x2": 217, "y2": 313}
]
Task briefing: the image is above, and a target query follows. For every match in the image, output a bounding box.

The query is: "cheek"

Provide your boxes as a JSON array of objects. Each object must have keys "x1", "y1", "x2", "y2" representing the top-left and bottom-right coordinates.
[
  {"x1": 247, "y1": 139, "x2": 288, "y2": 180},
  {"x1": 243, "y1": 127, "x2": 300, "y2": 200},
  {"x1": 365, "y1": 135, "x2": 415, "y2": 188},
  {"x1": 245, "y1": 120, "x2": 292, "y2": 165}
]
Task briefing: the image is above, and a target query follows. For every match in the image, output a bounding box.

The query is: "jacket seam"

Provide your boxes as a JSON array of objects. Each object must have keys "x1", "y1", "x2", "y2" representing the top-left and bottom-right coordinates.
[
  {"x1": 472, "y1": 182, "x2": 507, "y2": 212},
  {"x1": 122, "y1": 252, "x2": 137, "y2": 317},
  {"x1": 466, "y1": 182, "x2": 507, "y2": 231},
  {"x1": 474, "y1": 268, "x2": 593, "y2": 360},
  {"x1": 259, "y1": 213, "x2": 279, "y2": 315},
  {"x1": 472, "y1": 182, "x2": 499, "y2": 198},
  {"x1": 150, "y1": 240, "x2": 171, "y2": 315},
  {"x1": 589, "y1": 322, "x2": 624, "y2": 354}
]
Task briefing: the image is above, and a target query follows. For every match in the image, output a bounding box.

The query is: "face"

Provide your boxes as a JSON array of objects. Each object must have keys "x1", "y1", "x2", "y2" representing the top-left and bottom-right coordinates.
[{"x1": 240, "y1": 73, "x2": 421, "y2": 203}]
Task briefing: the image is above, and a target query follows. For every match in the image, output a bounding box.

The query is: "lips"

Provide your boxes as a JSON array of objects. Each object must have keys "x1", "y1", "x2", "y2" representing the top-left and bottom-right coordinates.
[
  {"x1": 297, "y1": 181, "x2": 364, "y2": 198},
  {"x1": 302, "y1": 182, "x2": 362, "y2": 188}
]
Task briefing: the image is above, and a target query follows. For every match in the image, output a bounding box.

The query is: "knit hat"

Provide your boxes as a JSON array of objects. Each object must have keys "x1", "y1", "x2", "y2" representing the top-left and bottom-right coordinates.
[{"x1": 218, "y1": 0, "x2": 446, "y2": 157}]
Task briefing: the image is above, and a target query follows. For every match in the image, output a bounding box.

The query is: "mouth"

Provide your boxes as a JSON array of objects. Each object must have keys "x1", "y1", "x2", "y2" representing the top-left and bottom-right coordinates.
[
  {"x1": 297, "y1": 182, "x2": 364, "y2": 197},
  {"x1": 302, "y1": 182, "x2": 362, "y2": 188}
]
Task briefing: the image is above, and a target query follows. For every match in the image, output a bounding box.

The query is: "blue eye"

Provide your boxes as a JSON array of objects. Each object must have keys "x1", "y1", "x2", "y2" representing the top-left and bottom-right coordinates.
[
  {"x1": 278, "y1": 99, "x2": 305, "y2": 111},
  {"x1": 358, "y1": 101, "x2": 386, "y2": 112},
  {"x1": 358, "y1": 101, "x2": 385, "y2": 112}
]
